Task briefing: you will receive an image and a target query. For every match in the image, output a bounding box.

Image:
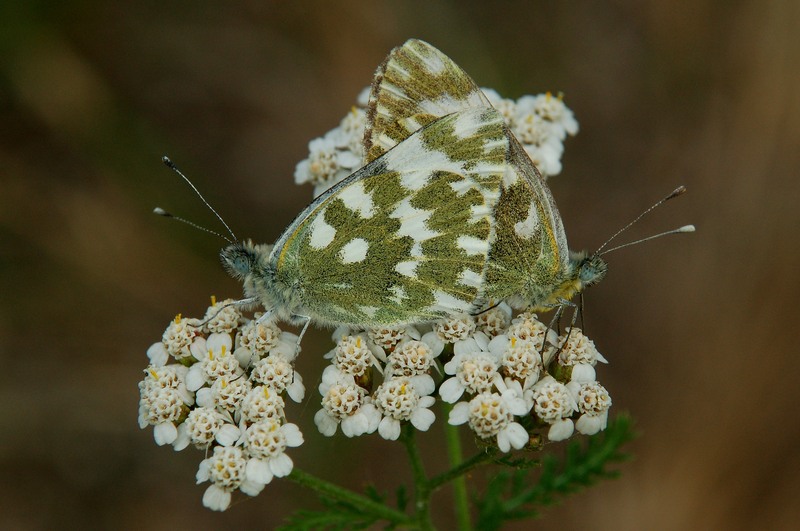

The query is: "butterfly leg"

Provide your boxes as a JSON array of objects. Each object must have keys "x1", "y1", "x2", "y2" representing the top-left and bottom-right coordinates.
[
  {"x1": 547, "y1": 298, "x2": 580, "y2": 364},
  {"x1": 255, "y1": 308, "x2": 273, "y2": 324},
  {"x1": 196, "y1": 296, "x2": 260, "y2": 327},
  {"x1": 291, "y1": 315, "x2": 312, "y2": 357},
  {"x1": 540, "y1": 304, "x2": 564, "y2": 364}
]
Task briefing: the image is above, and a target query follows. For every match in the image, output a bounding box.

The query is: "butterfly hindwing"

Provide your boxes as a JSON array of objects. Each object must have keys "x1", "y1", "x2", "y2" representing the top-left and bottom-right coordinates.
[
  {"x1": 483, "y1": 136, "x2": 570, "y2": 306},
  {"x1": 272, "y1": 106, "x2": 509, "y2": 326}
]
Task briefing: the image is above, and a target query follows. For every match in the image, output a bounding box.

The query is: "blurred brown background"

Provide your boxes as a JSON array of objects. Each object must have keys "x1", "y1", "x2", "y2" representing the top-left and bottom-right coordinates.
[{"x1": 1, "y1": 1, "x2": 798, "y2": 530}]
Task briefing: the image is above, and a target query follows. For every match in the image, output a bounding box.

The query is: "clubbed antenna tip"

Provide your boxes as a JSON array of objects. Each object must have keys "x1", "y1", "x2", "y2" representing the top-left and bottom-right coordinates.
[{"x1": 667, "y1": 186, "x2": 687, "y2": 200}]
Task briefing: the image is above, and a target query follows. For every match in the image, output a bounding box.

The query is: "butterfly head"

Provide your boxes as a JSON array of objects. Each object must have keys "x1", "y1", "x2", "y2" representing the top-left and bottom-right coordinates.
[
  {"x1": 220, "y1": 240, "x2": 272, "y2": 281},
  {"x1": 539, "y1": 252, "x2": 607, "y2": 307},
  {"x1": 575, "y1": 252, "x2": 608, "y2": 289}
]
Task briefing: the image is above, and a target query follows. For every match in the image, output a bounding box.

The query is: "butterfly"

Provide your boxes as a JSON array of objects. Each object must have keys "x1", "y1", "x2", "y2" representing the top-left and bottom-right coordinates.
[{"x1": 220, "y1": 39, "x2": 606, "y2": 329}]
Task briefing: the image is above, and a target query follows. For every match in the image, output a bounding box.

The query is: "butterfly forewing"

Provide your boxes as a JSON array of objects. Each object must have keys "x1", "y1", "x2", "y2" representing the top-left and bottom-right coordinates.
[
  {"x1": 272, "y1": 107, "x2": 509, "y2": 326},
  {"x1": 365, "y1": 39, "x2": 492, "y2": 163}
]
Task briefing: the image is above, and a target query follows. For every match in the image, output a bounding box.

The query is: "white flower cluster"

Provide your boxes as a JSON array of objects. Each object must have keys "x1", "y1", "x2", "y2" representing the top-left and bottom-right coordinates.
[
  {"x1": 141, "y1": 299, "x2": 611, "y2": 510},
  {"x1": 294, "y1": 87, "x2": 578, "y2": 197},
  {"x1": 138, "y1": 298, "x2": 306, "y2": 511},
  {"x1": 314, "y1": 326, "x2": 441, "y2": 441},
  {"x1": 312, "y1": 305, "x2": 611, "y2": 451},
  {"x1": 294, "y1": 88, "x2": 371, "y2": 197},
  {"x1": 482, "y1": 89, "x2": 578, "y2": 177}
]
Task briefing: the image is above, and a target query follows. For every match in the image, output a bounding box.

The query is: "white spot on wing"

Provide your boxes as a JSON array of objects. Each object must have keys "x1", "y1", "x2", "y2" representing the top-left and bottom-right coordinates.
[
  {"x1": 388, "y1": 284, "x2": 408, "y2": 304},
  {"x1": 459, "y1": 269, "x2": 484, "y2": 288},
  {"x1": 391, "y1": 197, "x2": 440, "y2": 242},
  {"x1": 337, "y1": 181, "x2": 375, "y2": 218},
  {"x1": 398, "y1": 116, "x2": 423, "y2": 134},
  {"x1": 382, "y1": 135, "x2": 437, "y2": 191},
  {"x1": 449, "y1": 178, "x2": 474, "y2": 196},
  {"x1": 410, "y1": 241, "x2": 424, "y2": 258},
  {"x1": 383, "y1": 110, "x2": 505, "y2": 192},
  {"x1": 395, "y1": 261, "x2": 418, "y2": 278},
  {"x1": 308, "y1": 211, "x2": 336, "y2": 249},
  {"x1": 450, "y1": 110, "x2": 488, "y2": 140},
  {"x1": 339, "y1": 238, "x2": 369, "y2": 264},
  {"x1": 360, "y1": 306, "x2": 379, "y2": 318},
  {"x1": 503, "y1": 165, "x2": 519, "y2": 187},
  {"x1": 457, "y1": 235, "x2": 489, "y2": 256},
  {"x1": 417, "y1": 95, "x2": 461, "y2": 115},
  {"x1": 480, "y1": 137, "x2": 507, "y2": 155},
  {"x1": 470, "y1": 160, "x2": 505, "y2": 177},
  {"x1": 514, "y1": 203, "x2": 540, "y2": 240},
  {"x1": 428, "y1": 290, "x2": 474, "y2": 313},
  {"x1": 422, "y1": 52, "x2": 446, "y2": 74},
  {"x1": 383, "y1": 135, "x2": 468, "y2": 190},
  {"x1": 469, "y1": 203, "x2": 492, "y2": 222}
]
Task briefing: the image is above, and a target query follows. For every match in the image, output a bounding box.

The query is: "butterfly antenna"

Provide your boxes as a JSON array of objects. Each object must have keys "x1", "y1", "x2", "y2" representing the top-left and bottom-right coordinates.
[
  {"x1": 161, "y1": 156, "x2": 238, "y2": 242},
  {"x1": 595, "y1": 186, "x2": 689, "y2": 254},
  {"x1": 600, "y1": 225, "x2": 695, "y2": 255},
  {"x1": 152, "y1": 207, "x2": 232, "y2": 243}
]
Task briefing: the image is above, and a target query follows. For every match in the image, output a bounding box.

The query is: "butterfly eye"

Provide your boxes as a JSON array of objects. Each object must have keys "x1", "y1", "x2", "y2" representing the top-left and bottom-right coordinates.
[
  {"x1": 220, "y1": 243, "x2": 254, "y2": 279},
  {"x1": 579, "y1": 255, "x2": 608, "y2": 287}
]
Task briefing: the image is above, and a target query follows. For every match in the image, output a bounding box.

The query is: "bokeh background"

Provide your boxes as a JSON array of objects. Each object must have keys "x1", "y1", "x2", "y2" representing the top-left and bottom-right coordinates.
[{"x1": 2, "y1": 1, "x2": 799, "y2": 529}]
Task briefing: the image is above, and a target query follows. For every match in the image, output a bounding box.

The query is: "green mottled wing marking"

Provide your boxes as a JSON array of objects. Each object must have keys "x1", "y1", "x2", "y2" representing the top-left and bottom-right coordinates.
[
  {"x1": 364, "y1": 39, "x2": 491, "y2": 163},
  {"x1": 272, "y1": 107, "x2": 509, "y2": 326}
]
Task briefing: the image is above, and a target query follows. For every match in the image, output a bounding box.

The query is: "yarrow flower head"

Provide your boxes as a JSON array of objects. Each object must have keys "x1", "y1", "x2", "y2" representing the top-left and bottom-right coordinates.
[
  {"x1": 440, "y1": 333, "x2": 501, "y2": 403},
  {"x1": 571, "y1": 380, "x2": 612, "y2": 435},
  {"x1": 385, "y1": 332, "x2": 444, "y2": 378},
  {"x1": 138, "y1": 298, "x2": 306, "y2": 510},
  {"x1": 161, "y1": 314, "x2": 201, "y2": 361},
  {"x1": 531, "y1": 376, "x2": 578, "y2": 442},
  {"x1": 236, "y1": 318, "x2": 282, "y2": 360},
  {"x1": 557, "y1": 327, "x2": 608, "y2": 367},
  {"x1": 367, "y1": 324, "x2": 421, "y2": 350},
  {"x1": 203, "y1": 297, "x2": 242, "y2": 334},
  {"x1": 373, "y1": 376, "x2": 436, "y2": 440},
  {"x1": 449, "y1": 392, "x2": 529, "y2": 452},
  {"x1": 476, "y1": 302, "x2": 512, "y2": 337},
  {"x1": 293, "y1": 92, "x2": 370, "y2": 197},
  {"x1": 314, "y1": 366, "x2": 380, "y2": 438},
  {"x1": 435, "y1": 314, "x2": 477, "y2": 343},
  {"x1": 178, "y1": 406, "x2": 239, "y2": 449},
  {"x1": 328, "y1": 334, "x2": 378, "y2": 377}
]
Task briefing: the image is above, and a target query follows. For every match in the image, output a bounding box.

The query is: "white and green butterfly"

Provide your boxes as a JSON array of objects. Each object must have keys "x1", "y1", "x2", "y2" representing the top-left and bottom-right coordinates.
[{"x1": 221, "y1": 39, "x2": 607, "y2": 329}]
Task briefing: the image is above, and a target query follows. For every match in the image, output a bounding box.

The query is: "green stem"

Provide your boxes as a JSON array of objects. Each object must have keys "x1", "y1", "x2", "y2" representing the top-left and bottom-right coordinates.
[
  {"x1": 401, "y1": 423, "x2": 434, "y2": 530},
  {"x1": 287, "y1": 468, "x2": 411, "y2": 525},
  {"x1": 429, "y1": 449, "x2": 496, "y2": 491},
  {"x1": 442, "y1": 405, "x2": 471, "y2": 531}
]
